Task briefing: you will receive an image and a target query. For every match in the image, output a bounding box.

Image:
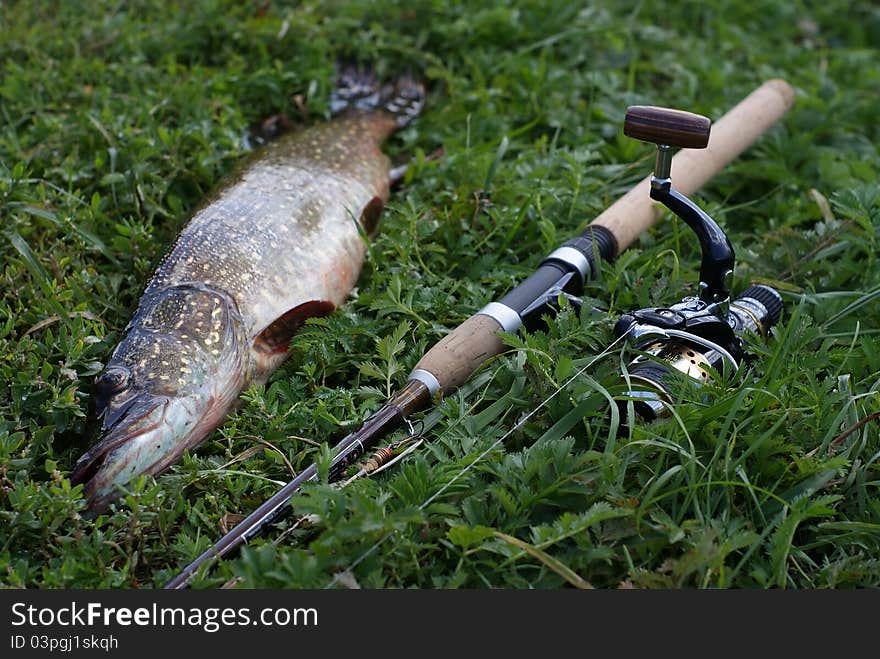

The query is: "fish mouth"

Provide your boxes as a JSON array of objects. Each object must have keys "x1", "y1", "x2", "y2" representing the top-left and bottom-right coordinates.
[{"x1": 71, "y1": 394, "x2": 177, "y2": 515}]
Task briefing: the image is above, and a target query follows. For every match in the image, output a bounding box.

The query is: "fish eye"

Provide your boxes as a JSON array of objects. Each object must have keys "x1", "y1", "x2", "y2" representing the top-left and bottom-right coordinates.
[{"x1": 97, "y1": 366, "x2": 131, "y2": 394}]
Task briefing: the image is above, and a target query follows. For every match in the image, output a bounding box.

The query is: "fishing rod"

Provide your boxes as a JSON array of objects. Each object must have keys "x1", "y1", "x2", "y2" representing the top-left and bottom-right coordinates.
[
  {"x1": 164, "y1": 79, "x2": 795, "y2": 589},
  {"x1": 611, "y1": 105, "x2": 784, "y2": 423},
  {"x1": 319, "y1": 104, "x2": 793, "y2": 587}
]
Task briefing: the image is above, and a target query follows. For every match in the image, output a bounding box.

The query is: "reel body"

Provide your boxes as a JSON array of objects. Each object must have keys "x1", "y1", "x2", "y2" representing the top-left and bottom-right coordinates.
[{"x1": 615, "y1": 285, "x2": 782, "y2": 421}]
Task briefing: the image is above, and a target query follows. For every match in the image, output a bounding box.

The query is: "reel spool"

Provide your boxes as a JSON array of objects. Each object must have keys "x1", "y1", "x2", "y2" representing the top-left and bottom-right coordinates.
[
  {"x1": 615, "y1": 284, "x2": 783, "y2": 421},
  {"x1": 614, "y1": 105, "x2": 784, "y2": 422}
]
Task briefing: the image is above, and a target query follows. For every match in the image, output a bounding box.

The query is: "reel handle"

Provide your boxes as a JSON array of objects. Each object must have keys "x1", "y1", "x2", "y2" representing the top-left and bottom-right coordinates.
[
  {"x1": 622, "y1": 103, "x2": 733, "y2": 304},
  {"x1": 624, "y1": 106, "x2": 711, "y2": 149},
  {"x1": 594, "y1": 80, "x2": 795, "y2": 251}
]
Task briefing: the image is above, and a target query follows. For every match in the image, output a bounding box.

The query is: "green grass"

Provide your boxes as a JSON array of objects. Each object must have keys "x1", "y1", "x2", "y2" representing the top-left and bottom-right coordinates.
[{"x1": 1, "y1": 0, "x2": 879, "y2": 589}]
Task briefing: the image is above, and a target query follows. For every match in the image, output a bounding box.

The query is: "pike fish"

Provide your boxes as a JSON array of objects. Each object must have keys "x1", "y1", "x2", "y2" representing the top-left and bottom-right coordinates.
[{"x1": 71, "y1": 69, "x2": 424, "y2": 514}]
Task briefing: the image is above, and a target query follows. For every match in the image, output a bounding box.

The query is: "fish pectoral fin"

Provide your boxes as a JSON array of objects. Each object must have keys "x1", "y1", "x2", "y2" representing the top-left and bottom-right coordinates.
[
  {"x1": 360, "y1": 195, "x2": 385, "y2": 235},
  {"x1": 253, "y1": 300, "x2": 336, "y2": 354}
]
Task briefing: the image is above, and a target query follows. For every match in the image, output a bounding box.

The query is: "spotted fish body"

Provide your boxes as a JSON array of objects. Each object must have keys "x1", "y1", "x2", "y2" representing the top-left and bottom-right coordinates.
[{"x1": 72, "y1": 73, "x2": 423, "y2": 513}]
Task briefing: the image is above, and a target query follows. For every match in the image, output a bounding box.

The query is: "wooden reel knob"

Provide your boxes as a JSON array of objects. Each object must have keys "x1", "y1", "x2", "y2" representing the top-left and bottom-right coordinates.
[{"x1": 624, "y1": 106, "x2": 711, "y2": 149}]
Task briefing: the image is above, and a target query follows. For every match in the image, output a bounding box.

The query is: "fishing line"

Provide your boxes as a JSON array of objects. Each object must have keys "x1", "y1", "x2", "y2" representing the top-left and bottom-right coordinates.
[{"x1": 324, "y1": 331, "x2": 628, "y2": 588}]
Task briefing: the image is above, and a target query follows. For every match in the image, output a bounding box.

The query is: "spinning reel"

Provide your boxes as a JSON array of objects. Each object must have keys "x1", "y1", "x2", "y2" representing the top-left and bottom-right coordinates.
[{"x1": 613, "y1": 105, "x2": 783, "y2": 421}]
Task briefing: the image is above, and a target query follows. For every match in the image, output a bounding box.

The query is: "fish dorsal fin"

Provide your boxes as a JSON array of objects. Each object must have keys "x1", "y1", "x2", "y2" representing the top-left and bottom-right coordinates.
[
  {"x1": 361, "y1": 195, "x2": 385, "y2": 235},
  {"x1": 253, "y1": 300, "x2": 336, "y2": 355}
]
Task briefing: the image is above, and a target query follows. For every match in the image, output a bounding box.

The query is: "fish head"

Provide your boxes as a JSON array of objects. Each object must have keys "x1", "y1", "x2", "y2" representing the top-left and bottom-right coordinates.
[{"x1": 72, "y1": 284, "x2": 247, "y2": 514}]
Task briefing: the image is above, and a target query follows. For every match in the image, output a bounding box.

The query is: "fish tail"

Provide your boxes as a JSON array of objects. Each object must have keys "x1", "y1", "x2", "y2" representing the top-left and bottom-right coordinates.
[
  {"x1": 382, "y1": 73, "x2": 425, "y2": 128},
  {"x1": 331, "y1": 63, "x2": 424, "y2": 128}
]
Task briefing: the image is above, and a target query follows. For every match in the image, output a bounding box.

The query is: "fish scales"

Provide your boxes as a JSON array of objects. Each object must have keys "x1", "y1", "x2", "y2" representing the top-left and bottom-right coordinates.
[
  {"x1": 147, "y1": 112, "x2": 396, "y2": 350},
  {"x1": 71, "y1": 72, "x2": 424, "y2": 513}
]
